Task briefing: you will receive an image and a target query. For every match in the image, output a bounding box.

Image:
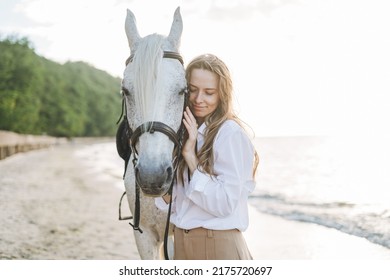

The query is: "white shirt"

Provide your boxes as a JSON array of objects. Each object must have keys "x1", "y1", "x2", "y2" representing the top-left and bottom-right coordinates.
[{"x1": 155, "y1": 120, "x2": 256, "y2": 231}]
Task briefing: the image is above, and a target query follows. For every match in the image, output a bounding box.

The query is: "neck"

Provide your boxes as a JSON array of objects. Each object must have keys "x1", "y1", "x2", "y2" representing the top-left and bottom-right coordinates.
[{"x1": 196, "y1": 118, "x2": 204, "y2": 126}]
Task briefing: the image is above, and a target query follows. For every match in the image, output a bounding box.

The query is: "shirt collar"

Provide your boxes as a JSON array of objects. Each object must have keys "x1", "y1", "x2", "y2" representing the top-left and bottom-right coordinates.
[{"x1": 198, "y1": 122, "x2": 207, "y2": 135}]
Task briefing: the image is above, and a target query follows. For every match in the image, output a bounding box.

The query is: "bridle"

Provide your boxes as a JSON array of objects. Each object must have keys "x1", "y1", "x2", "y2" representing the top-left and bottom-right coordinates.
[
  {"x1": 116, "y1": 50, "x2": 187, "y2": 260},
  {"x1": 125, "y1": 51, "x2": 184, "y2": 66}
]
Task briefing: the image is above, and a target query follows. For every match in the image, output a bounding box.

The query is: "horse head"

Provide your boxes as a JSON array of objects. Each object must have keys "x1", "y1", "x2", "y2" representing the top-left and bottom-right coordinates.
[{"x1": 121, "y1": 8, "x2": 186, "y2": 197}]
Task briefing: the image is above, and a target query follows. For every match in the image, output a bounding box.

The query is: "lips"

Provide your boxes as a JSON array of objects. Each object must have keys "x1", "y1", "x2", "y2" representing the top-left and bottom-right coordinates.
[{"x1": 192, "y1": 105, "x2": 205, "y2": 111}]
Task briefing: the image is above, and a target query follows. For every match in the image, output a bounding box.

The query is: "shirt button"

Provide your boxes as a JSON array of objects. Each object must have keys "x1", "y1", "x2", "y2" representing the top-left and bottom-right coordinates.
[{"x1": 184, "y1": 229, "x2": 190, "y2": 234}]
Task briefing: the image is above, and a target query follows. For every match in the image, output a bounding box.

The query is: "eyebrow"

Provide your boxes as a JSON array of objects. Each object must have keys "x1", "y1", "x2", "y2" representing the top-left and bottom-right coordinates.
[{"x1": 189, "y1": 84, "x2": 217, "y2": 91}]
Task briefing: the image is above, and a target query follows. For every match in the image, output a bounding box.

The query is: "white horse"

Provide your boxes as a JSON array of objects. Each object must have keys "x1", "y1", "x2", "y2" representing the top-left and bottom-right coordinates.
[{"x1": 119, "y1": 8, "x2": 186, "y2": 259}]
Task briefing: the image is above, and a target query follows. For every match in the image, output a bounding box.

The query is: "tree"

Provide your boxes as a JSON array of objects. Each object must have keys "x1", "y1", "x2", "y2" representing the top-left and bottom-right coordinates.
[{"x1": 0, "y1": 35, "x2": 122, "y2": 137}]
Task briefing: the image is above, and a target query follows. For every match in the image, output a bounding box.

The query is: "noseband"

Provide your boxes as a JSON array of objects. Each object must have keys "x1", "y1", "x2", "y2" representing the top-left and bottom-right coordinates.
[
  {"x1": 116, "y1": 51, "x2": 187, "y2": 260},
  {"x1": 131, "y1": 121, "x2": 181, "y2": 155}
]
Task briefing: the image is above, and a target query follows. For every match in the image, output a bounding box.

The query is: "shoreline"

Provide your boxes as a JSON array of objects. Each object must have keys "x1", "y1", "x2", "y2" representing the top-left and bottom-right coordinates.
[
  {"x1": 1, "y1": 141, "x2": 390, "y2": 259},
  {"x1": 245, "y1": 205, "x2": 390, "y2": 259}
]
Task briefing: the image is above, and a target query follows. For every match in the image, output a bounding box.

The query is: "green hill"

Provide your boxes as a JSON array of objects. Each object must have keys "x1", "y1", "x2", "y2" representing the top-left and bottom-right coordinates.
[{"x1": 0, "y1": 35, "x2": 122, "y2": 137}]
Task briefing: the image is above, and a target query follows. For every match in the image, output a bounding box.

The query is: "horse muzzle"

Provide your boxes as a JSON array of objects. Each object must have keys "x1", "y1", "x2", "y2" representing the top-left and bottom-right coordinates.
[{"x1": 134, "y1": 164, "x2": 173, "y2": 196}]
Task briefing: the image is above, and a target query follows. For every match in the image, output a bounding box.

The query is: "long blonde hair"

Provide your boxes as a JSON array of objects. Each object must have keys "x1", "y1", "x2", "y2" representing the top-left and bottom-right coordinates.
[{"x1": 178, "y1": 54, "x2": 259, "y2": 181}]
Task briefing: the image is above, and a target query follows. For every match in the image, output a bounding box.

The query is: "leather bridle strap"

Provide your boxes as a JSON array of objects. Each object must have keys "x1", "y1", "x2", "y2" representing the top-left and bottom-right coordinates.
[
  {"x1": 161, "y1": 51, "x2": 184, "y2": 65},
  {"x1": 128, "y1": 120, "x2": 181, "y2": 236},
  {"x1": 130, "y1": 121, "x2": 180, "y2": 156},
  {"x1": 129, "y1": 181, "x2": 143, "y2": 233},
  {"x1": 163, "y1": 182, "x2": 174, "y2": 260},
  {"x1": 126, "y1": 51, "x2": 184, "y2": 66}
]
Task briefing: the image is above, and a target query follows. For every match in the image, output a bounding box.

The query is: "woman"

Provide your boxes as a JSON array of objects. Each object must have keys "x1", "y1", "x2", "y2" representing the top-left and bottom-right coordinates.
[{"x1": 156, "y1": 54, "x2": 259, "y2": 260}]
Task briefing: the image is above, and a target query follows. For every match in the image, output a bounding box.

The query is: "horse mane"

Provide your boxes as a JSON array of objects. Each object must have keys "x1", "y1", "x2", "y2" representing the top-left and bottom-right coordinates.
[{"x1": 131, "y1": 34, "x2": 165, "y2": 124}]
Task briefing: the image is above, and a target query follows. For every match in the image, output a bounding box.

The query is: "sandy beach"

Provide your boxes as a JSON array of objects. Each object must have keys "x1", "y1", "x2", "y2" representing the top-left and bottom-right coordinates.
[
  {"x1": 0, "y1": 140, "x2": 139, "y2": 260},
  {"x1": 1, "y1": 140, "x2": 390, "y2": 260}
]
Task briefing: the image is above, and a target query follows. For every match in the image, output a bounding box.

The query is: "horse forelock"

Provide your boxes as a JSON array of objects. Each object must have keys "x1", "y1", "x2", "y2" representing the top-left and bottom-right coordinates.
[{"x1": 130, "y1": 34, "x2": 166, "y2": 125}]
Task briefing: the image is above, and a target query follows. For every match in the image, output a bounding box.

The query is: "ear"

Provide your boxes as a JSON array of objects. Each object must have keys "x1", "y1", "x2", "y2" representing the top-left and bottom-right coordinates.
[
  {"x1": 125, "y1": 9, "x2": 141, "y2": 50},
  {"x1": 167, "y1": 7, "x2": 183, "y2": 49}
]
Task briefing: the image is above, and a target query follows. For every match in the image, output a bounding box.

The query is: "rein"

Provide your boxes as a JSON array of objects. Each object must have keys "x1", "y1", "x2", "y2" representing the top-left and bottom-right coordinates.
[{"x1": 117, "y1": 50, "x2": 187, "y2": 260}]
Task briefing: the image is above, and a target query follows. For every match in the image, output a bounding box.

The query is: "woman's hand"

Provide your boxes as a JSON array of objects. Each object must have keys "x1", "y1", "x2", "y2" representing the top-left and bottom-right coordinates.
[{"x1": 182, "y1": 106, "x2": 199, "y2": 175}]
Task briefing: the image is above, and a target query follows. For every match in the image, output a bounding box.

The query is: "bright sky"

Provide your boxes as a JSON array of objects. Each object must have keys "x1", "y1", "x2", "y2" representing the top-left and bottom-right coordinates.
[{"x1": 1, "y1": 0, "x2": 390, "y2": 137}]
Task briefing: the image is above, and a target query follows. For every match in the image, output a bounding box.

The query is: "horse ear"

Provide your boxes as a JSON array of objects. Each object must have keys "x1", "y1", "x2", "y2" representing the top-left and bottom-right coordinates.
[
  {"x1": 167, "y1": 7, "x2": 183, "y2": 49},
  {"x1": 125, "y1": 9, "x2": 141, "y2": 50}
]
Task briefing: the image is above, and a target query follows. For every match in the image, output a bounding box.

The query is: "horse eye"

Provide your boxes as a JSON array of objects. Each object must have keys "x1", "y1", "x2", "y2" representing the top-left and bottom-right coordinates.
[
  {"x1": 122, "y1": 87, "x2": 130, "y2": 96},
  {"x1": 179, "y1": 87, "x2": 188, "y2": 95}
]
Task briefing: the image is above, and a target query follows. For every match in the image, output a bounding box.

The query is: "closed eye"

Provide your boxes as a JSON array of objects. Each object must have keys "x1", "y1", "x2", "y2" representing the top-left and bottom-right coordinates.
[{"x1": 188, "y1": 86, "x2": 198, "y2": 94}]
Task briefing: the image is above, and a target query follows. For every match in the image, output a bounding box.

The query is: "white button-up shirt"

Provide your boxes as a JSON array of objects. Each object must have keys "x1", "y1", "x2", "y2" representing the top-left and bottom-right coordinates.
[{"x1": 155, "y1": 120, "x2": 256, "y2": 231}]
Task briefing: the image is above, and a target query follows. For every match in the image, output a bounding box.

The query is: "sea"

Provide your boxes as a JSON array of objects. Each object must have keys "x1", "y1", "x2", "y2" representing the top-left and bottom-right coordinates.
[{"x1": 76, "y1": 135, "x2": 390, "y2": 251}]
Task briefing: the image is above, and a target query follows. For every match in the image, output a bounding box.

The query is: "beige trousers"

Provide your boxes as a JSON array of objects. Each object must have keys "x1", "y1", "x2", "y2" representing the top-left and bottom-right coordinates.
[{"x1": 173, "y1": 226, "x2": 253, "y2": 260}]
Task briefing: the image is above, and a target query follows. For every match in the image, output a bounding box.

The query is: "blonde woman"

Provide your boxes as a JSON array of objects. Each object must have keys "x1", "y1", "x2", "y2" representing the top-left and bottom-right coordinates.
[{"x1": 156, "y1": 54, "x2": 259, "y2": 260}]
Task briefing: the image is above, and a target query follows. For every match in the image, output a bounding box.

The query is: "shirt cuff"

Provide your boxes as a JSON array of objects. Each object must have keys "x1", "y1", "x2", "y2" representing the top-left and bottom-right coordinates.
[
  {"x1": 186, "y1": 169, "x2": 212, "y2": 195},
  {"x1": 154, "y1": 197, "x2": 169, "y2": 211}
]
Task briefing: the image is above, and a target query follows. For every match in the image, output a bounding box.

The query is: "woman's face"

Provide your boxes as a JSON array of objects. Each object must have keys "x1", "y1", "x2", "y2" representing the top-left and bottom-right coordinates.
[{"x1": 188, "y1": 68, "x2": 220, "y2": 124}]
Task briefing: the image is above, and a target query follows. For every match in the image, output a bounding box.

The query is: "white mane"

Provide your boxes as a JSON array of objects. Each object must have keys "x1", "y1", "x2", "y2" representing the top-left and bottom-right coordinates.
[{"x1": 131, "y1": 34, "x2": 165, "y2": 124}]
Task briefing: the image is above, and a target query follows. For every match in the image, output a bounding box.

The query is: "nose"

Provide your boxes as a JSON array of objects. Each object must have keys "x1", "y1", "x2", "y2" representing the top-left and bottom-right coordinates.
[{"x1": 193, "y1": 92, "x2": 204, "y2": 103}]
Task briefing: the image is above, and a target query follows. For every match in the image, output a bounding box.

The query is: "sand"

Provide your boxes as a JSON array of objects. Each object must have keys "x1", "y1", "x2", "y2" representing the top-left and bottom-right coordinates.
[
  {"x1": 1, "y1": 140, "x2": 390, "y2": 260},
  {"x1": 0, "y1": 141, "x2": 139, "y2": 260}
]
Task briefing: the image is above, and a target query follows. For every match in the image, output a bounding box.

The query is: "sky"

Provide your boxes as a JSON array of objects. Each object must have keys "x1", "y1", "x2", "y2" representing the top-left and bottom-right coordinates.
[{"x1": 1, "y1": 0, "x2": 390, "y2": 137}]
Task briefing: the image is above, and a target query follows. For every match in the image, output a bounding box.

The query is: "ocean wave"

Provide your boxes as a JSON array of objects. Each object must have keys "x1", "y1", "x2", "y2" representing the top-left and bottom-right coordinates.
[
  {"x1": 251, "y1": 193, "x2": 356, "y2": 208},
  {"x1": 249, "y1": 195, "x2": 390, "y2": 250}
]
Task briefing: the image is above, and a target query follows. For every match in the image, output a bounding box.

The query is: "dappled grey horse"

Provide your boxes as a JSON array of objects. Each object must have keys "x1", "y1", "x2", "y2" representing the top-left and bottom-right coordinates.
[{"x1": 117, "y1": 7, "x2": 186, "y2": 259}]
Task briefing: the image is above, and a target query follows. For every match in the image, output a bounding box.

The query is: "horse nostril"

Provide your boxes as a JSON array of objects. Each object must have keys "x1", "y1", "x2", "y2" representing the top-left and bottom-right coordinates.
[{"x1": 166, "y1": 166, "x2": 173, "y2": 181}]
